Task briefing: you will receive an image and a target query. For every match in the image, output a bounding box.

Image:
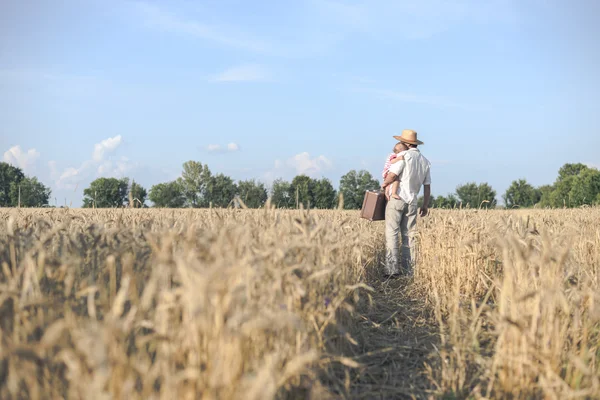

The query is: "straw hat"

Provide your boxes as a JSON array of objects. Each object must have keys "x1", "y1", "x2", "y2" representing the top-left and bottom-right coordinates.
[{"x1": 393, "y1": 129, "x2": 424, "y2": 145}]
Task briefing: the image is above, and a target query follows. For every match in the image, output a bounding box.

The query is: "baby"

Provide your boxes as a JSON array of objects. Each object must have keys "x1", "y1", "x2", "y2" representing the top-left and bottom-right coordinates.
[{"x1": 382, "y1": 142, "x2": 408, "y2": 200}]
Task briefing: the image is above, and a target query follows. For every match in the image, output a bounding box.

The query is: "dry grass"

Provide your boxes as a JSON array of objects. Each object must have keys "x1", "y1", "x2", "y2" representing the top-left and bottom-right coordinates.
[
  {"x1": 417, "y1": 209, "x2": 600, "y2": 399},
  {"x1": 0, "y1": 207, "x2": 598, "y2": 399}
]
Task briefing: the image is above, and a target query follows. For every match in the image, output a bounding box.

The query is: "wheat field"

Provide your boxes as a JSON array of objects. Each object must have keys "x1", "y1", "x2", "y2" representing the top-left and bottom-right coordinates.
[{"x1": 0, "y1": 207, "x2": 598, "y2": 399}]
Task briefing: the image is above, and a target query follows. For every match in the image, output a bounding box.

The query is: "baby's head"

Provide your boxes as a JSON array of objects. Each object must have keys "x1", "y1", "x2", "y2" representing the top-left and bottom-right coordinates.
[{"x1": 393, "y1": 142, "x2": 408, "y2": 154}]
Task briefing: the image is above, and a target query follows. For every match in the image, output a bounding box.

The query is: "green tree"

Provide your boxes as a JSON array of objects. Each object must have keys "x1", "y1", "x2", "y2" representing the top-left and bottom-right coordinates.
[
  {"x1": 237, "y1": 180, "x2": 268, "y2": 208},
  {"x1": 313, "y1": 178, "x2": 337, "y2": 209},
  {"x1": 0, "y1": 162, "x2": 25, "y2": 207},
  {"x1": 178, "y1": 161, "x2": 212, "y2": 207},
  {"x1": 503, "y1": 179, "x2": 540, "y2": 208},
  {"x1": 538, "y1": 184, "x2": 554, "y2": 207},
  {"x1": 290, "y1": 175, "x2": 316, "y2": 208},
  {"x1": 569, "y1": 168, "x2": 600, "y2": 207},
  {"x1": 430, "y1": 196, "x2": 442, "y2": 208},
  {"x1": 270, "y1": 179, "x2": 293, "y2": 208},
  {"x1": 431, "y1": 194, "x2": 459, "y2": 208},
  {"x1": 206, "y1": 173, "x2": 237, "y2": 208},
  {"x1": 18, "y1": 176, "x2": 51, "y2": 207},
  {"x1": 128, "y1": 180, "x2": 147, "y2": 207},
  {"x1": 149, "y1": 181, "x2": 185, "y2": 208},
  {"x1": 539, "y1": 163, "x2": 600, "y2": 208},
  {"x1": 83, "y1": 177, "x2": 129, "y2": 208},
  {"x1": 456, "y1": 182, "x2": 497, "y2": 208},
  {"x1": 558, "y1": 163, "x2": 589, "y2": 181},
  {"x1": 339, "y1": 170, "x2": 380, "y2": 210},
  {"x1": 549, "y1": 176, "x2": 575, "y2": 207}
]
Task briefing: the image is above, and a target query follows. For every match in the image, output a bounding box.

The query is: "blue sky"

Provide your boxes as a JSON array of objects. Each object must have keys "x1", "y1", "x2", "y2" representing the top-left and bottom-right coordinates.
[{"x1": 1, "y1": 0, "x2": 599, "y2": 207}]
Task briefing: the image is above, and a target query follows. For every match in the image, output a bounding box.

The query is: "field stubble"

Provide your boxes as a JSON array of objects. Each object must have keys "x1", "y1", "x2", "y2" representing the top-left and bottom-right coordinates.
[{"x1": 0, "y1": 207, "x2": 598, "y2": 399}]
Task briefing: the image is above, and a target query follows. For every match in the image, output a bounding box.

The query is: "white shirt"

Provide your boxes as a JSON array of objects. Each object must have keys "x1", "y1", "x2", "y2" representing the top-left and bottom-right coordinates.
[{"x1": 388, "y1": 148, "x2": 431, "y2": 205}]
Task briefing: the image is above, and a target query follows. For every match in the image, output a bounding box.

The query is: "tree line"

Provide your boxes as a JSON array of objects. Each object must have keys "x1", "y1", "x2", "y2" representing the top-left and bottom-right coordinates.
[
  {"x1": 1, "y1": 161, "x2": 599, "y2": 209},
  {"x1": 121, "y1": 161, "x2": 381, "y2": 210},
  {"x1": 0, "y1": 162, "x2": 51, "y2": 207},
  {"x1": 427, "y1": 163, "x2": 600, "y2": 209}
]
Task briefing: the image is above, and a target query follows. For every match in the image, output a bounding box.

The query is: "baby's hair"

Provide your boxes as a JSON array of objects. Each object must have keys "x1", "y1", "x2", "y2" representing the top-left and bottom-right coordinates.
[{"x1": 393, "y1": 142, "x2": 406, "y2": 154}]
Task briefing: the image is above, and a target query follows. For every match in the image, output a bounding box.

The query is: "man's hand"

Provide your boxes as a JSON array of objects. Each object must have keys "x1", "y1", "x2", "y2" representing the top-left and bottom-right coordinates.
[{"x1": 421, "y1": 184, "x2": 430, "y2": 217}]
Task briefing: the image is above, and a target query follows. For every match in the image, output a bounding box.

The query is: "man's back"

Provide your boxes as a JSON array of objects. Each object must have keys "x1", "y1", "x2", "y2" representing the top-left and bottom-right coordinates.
[{"x1": 388, "y1": 148, "x2": 431, "y2": 204}]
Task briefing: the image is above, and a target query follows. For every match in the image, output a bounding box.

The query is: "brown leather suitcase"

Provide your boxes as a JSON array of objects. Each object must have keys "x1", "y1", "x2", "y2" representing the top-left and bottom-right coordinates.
[{"x1": 360, "y1": 190, "x2": 387, "y2": 221}]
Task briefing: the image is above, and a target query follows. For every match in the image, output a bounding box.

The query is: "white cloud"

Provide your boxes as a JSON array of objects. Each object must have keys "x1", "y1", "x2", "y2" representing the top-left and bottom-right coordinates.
[
  {"x1": 212, "y1": 64, "x2": 270, "y2": 83},
  {"x1": 133, "y1": 2, "x2": 269, "y2": 53},
  {"x1": 55, "y1": 162, "x2": 91, "y2": 190},
  {"x1": 288, "y1": 152, "x2": 333, "y2": 175},
  {"x1": 97, "y1": 157, "x2": 134, "y2": 178},
  {"x1": 268, "y1": 152, "x2": 333, "y2": 180},
  {"x1": 3, "y1": 145, "x2": 40, "y2": 174},
  {"x1": 227, "y1": 142, "x2": 240, "y2": 151},
  {"x1": 93, "y1": 135, "x2": 122, "y2": 162},
  {"x1": 206, "y1": 142, "x2": 240, "y2": 153},
  {"x1": 54, "y1": 135, "x2": 131, "y2": 189},
  {"x1": 59, "y1": 167, "x2": 80, "y2": 181}
]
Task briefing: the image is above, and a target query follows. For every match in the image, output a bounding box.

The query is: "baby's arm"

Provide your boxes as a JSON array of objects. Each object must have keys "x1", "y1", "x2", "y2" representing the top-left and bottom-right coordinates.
[{"x1": 389, "y1": 155, "x2": 404, "y2": 164}]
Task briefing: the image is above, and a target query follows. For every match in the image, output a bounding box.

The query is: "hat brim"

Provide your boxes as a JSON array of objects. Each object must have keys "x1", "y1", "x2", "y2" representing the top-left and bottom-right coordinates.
[{"x1": 393, "y1": 135, "x2": 424, "y2": 145}]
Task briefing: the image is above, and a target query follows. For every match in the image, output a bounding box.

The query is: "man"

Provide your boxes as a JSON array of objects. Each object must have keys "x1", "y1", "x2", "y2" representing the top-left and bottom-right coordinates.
[{"x1": 381, "y1": 129, "x2": 431, "y2": 278}]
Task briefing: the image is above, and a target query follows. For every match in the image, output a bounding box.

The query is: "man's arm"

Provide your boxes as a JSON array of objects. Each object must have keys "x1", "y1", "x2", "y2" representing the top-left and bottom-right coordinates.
[
  {"x1": 420, "y1": 167, "x2": 432, "y2": 217},
  {"x1": 420, "y1": 184, "x2": 430, "y2": 217}
]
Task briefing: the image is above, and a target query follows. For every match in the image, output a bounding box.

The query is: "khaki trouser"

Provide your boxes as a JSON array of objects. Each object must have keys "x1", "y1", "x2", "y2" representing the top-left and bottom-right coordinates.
[{"x1": 384, "y1": 197, "x2": 418, "y2": 275}]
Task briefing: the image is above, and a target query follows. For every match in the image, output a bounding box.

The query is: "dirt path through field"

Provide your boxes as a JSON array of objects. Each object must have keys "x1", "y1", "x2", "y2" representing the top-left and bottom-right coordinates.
[
  {"x1": 350, "y1": 275, "x2": 438, "y2": 399},
  {"x1": 322, "y1": 271, "x2": 440, "y2": 400}
]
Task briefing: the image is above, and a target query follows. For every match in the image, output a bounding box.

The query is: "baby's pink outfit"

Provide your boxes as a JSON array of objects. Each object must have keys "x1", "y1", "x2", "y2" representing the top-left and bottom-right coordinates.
[{"x1": 382, "y1": 151, "x2": 407, "y2": 198}]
